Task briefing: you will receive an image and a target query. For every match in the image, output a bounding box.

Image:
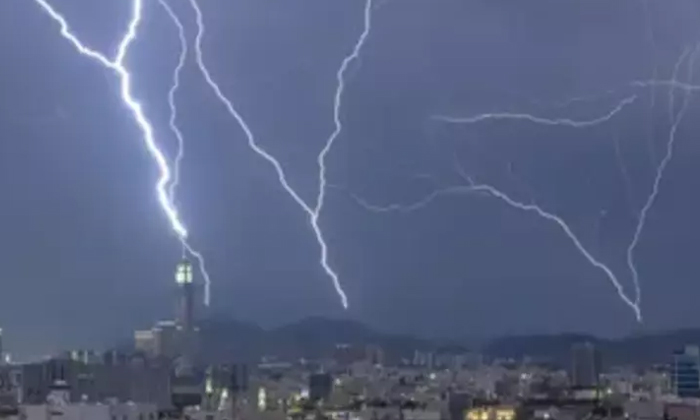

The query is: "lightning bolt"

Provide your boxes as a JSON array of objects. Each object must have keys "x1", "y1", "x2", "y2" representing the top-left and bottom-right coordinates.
[
  {"x1": 348, "y1": 45, "x2": 700, "y2": 322},
  {"x1": 314, "y1": 0, "x2": 375, "y2": 308},
  {"x1": 158, "y1": 0, "x2": 213, "y2": 307},
  {"x1": 625, "y1": 45, "x2": 699, "y2": 313},
  {"x1": 459, "y1": 173, "x2": 641, "y2": 322},
  {"x1": 349, "y1": 169, "x2": 642, "y2": 322},
  {"x1": 432, "y1": 95, "x2": 638, "y2": 127},
  {"x1": 187, "y1": 0, "x2": 374, "y2": 309},
  {"x1": 158, "y1": 0, "x2": 188, "y2": 205},
  {"x1": 348, "y1": 84, "x2": 661, "y2": 321},
  {"x1": 631, "y1": 79, "x2": 700, "y2": 92},
  {"x1": 348, "y1": 186, "x2": 486, "y2": 214},
  {"x1": 32, "y1": 0, "x2": 210, "y2": 301}
]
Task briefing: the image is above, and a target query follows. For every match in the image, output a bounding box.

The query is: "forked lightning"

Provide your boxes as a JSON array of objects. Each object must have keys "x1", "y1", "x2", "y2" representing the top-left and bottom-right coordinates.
[
  {"x1": 625, "y1": 45, "x2": 700, "y2": 313},
  {"x1": 351, "y1": 168, "x2": 642, "y2": 322},
  {"x1": 350, "y1": 52, "x2": 700, "y2": 322},
  {"x1": 186, "y1": 0, "x2": 375, "y2": 309},
  {"x1": 31, "y1": 0, "x2": 686, "y2": 321}
]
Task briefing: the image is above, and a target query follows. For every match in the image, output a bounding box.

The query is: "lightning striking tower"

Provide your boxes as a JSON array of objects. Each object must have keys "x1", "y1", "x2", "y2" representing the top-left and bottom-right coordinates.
[
  {"x1": 158, "y1": 0, "x2": 214, "y2": 307},
  {"x1": 33, "y1": 0, "x2": 213, "y2": 303},
  {"x1": 187, "y1": 0, "x2": 375, "y2": 309}
]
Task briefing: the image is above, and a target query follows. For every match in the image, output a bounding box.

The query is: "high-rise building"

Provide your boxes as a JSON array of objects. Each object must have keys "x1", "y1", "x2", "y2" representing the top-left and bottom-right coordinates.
[
  {"x1": 571, "y1": 342, "x2": 601, "y2": 388},
  {"x1": 175, "y1": 258, "x2": 195, "y2": 333},
  {"x1": 672, "y1": 345, "x2": 700, "y2": 398},
  {"x1": 133, "y1": 258, "x2": 201, "y2": 362},
  {"x1": 174, "y1": 258, "x2": 200, "y2": 367}
]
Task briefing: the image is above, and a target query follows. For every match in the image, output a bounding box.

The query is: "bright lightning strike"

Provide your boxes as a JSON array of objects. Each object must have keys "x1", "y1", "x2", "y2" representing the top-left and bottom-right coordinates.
[
  {"x1": 187, "y1": 0, "x2": 374, "y2": 309},
  {"x1": 158, "y1": 0, "x2": 213, "y2": 307},
  {"x1": 433, "y1": 95, "x2": 638, "y2": 127},
  {"x1": 313, "y1": 0, "x2": 375, "y2": 310},
  {"x1": 33, "y1": 0, "x2": 185, "y2": 237},
  {"x1": 33, "y1": 0, "x2": 211, "y2": 302}
]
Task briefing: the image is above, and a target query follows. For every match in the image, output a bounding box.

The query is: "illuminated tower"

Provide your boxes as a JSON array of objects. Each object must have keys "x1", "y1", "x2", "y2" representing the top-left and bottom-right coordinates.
[
  {"x1": 171, "y1": 259, "x2": 203, "y2": 412},
  {"x1": 175, "y1": 258, "x2": 199, "y2": 366},
  {"x1": 175, "y1": 258, "x2": 195, "y2": 333}
]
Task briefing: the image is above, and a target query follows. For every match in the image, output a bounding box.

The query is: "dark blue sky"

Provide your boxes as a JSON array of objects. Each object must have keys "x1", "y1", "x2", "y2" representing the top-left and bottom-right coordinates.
[{"x1": 2, "y1": 0, "x2": 700, "y2": 357}]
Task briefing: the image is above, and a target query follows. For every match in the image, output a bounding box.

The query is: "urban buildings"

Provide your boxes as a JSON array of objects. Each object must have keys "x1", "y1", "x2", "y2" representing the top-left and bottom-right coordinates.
[
  {"x1": 6, "y1": 255, "x2": 700, "y2": 419},
  {"x1": 672, "y1": 345, "x2": 700, "y2": 398}
]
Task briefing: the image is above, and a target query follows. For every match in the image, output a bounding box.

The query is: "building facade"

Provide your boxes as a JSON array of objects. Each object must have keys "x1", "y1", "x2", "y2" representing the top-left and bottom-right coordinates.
[
  {"x1": 570, "y1": 342, "x2": 601, "y2": 388},
  {"x1": 672, "y1": 345, "x2": 700, "y2": 398}
]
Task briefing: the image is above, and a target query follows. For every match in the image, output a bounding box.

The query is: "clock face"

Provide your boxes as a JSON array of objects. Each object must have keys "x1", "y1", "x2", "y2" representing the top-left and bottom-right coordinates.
[{"x1": 176, "y1": 263, "x2": 193, "y2": 284}]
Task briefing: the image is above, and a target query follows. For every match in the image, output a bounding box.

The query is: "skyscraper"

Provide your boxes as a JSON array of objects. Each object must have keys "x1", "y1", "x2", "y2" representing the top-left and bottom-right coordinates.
[
  {"x1": 175, "y1": 258, "x2": 195, "y2": 333},
  {"x1": 170, "y1": 258, "x2": 203, "y2": 411},
  {"x1": 571, "y1": 342, "x2": 601, "y2": 388},
  {"x1": 672, "y1": 345, "x2": 700, "y2": 398},
  {"x1": 174, "y1": 258, "x2": 200, "y2": 367}
]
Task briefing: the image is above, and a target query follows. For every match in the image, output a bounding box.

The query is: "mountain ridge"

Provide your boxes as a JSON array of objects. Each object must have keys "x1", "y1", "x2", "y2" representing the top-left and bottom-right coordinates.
[{"x1": 195, "y1": 316, "x2": 700, "y2": 366}]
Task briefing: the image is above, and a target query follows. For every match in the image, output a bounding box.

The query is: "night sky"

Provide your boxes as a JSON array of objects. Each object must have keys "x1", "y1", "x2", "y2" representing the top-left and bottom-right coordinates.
[{"x1": 1, "y1": 0, "x2": 700, "y2": 357}]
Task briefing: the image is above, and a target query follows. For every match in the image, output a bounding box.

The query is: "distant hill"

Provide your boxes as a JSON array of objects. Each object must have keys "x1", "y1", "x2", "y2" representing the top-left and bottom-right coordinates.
[
  {"x1": 198, "y1": 316, "x2": 435, "y2": 363},
  {"x1": 195, "y1": 316, "x2": 700, "y2": 367},
  {"x1": 485, "y1": 329, "x2": 700, "y2": 367}
]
